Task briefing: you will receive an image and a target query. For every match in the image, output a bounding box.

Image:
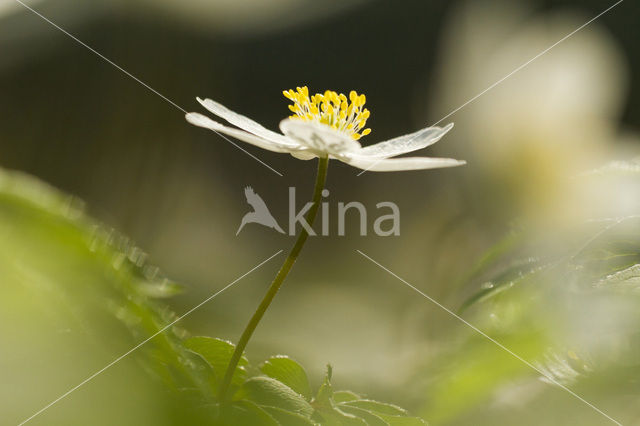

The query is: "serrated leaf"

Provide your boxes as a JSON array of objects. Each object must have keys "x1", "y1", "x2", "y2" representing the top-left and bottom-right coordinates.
[
  {"x1": 262, "y1": 405, "x2": 317, "y2": 426},
  {"x1": 332, "y1": 390, "x2": 361, "y2": 403},
  {"x1": 261, "y1": 355, "x2": 312, "y2": 400},
  {"x1": 314, "y1": 365, "x2": 334, "y2": 406},
  {"x1": 341, "y1": 400, "x2": 408, "y2": 416},
  {"x1": 314, "y1": 404, "x2": 368, "y2": 426},
  {"x1": 338, "y1": 405, "x2": 389, "y2": 426},
  {"x1": 236, "y1": 376, "x2": 314, "y2": 417},
  {"x1": 311, "y1": 366, "x2": 370, "y2": 426},
  {"x1": 135, "y1": 279, "x2": 183, "y2": 298},
  {"x1": 184, "y1": 336, "x2": 248, "y2": 389},
  {"x1": 220, "y1": 400, "x2": 279, "y2": 426}
]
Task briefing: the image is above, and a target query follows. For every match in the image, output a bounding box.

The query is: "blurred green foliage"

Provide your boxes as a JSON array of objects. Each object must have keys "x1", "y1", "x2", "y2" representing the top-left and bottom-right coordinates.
[
  {"x1": 0, "y1": 167, "x2": 425, "y2": 425},
  {"x1": 412, "y1": 166, "x2": 640, "y2": 425}
]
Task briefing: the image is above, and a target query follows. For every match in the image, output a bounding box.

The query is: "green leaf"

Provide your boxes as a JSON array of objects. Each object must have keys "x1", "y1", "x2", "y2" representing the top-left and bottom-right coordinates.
[
  {"x1": 338, "y1": 399, "x2": 426, "y2": 424},
  {"x1": 261, "y1": 355, "x2": 312, "y2": 400},
  {"x1": 313, "y1": 404, "x2": 367, "y2": 426},
  {"x1": 341, "y1": 400, "x2": 408, "y2": 416},
  {"x1": 332, "y1": 390, "x2": 361, "y2": 403},
  {"x1": 236, "y1": 376, "x2": 314, "y2": 417},
  {"x1": 184, "y1": 336, "x2": 249, "y2": 390},
  {"x1": 220, "y1": 400, "x2": 279, "y2": 426},
  {"x1": 314, "y1": 364, "x2": 334, "y2": 406},
  {"x1": 261, "y1": 406, "x2": 317, "y2": 426},
  {"x1": 135, "y1": 278, "x2": 183, "y2": 298},
  {"x1": 309, "y1": 365, "x2": 425, "y2": 425},
  {"x1": 338, "y1": 405, "x2": 388, "y2": 426}
]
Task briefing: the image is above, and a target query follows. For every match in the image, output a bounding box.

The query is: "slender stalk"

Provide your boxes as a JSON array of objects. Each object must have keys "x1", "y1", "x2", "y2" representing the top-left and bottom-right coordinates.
[{"x1": 218, "y1": 155, "x2": 330, "y2": 401}]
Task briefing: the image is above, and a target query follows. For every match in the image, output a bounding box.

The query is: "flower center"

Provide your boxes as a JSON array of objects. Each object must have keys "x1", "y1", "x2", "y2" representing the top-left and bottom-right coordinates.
[{"x1": 283, "y1": 86, "x2": 372, "y2": 140}]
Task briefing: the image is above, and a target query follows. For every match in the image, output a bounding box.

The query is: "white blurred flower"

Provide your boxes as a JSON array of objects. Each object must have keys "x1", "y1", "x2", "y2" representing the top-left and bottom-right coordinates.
[
  {"x1": 425, "y1": 0, "x2": 630, "y2": 223},
  {"x1": 186, "y1": 86, "x2": 464, "y2": 172}
]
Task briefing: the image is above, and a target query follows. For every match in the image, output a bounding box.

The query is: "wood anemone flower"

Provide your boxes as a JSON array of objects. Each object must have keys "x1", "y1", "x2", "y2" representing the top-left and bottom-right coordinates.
[{"x1": 186, "y1": 86, "x2": 465, "y2": 172}]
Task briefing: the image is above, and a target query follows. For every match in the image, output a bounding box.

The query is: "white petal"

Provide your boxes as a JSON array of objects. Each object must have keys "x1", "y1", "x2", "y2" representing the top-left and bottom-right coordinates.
[
  {"x1": 357, "y1": 123, "x2": 454, "y2": 158},
  {"x1": 197, "y1": 97, "x2": 297, "y2": 147},
  {"x1": 186, "y1": 112, "x2": 295, "y2": 153},
  {"x1": 290, "y1": 150, "x2": 317, "y2": 160},
  {"x1": 279, "y1": 118, "x2": 360, "y2": 156},
  {"x1": 342, "y1": 154, "x2": 466, "y2": 172}
]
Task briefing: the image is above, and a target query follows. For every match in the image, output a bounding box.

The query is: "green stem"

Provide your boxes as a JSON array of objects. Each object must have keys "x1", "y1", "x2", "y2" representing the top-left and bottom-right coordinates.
[{"x1": 218, "y1": 155, "x2": 330, "y2": 401}]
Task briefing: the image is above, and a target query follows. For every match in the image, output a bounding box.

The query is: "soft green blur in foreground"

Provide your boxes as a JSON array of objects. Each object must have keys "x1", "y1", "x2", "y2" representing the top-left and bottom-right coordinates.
[
  {"x1": 0, "y1": 171, "x2": 195, "y2": 425},
  {"x1": 0, "y1": 169, "x2": 426, "y2": 425},
  {"x1": 1, "y1": 0, "x2": 640, "y2": 425}
]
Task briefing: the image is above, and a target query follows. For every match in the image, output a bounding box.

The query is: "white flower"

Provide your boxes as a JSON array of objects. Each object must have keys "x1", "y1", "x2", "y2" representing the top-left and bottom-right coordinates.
[{"x1": 185, "y1": 86, "x2": 465, "y2": 172}]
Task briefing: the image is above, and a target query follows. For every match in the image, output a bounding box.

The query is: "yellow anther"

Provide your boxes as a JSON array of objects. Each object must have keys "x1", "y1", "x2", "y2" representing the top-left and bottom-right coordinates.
[
  {"x1": 283, "y1": 86, "x2": 372, "y2": 140},
  {"x1": 347, "y1": 104, "x2": 354, "y2": 115}
]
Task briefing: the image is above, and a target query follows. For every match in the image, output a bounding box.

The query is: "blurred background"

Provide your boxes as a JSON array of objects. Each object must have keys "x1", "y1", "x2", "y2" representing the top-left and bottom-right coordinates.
[{"x1": 1, "y1": 0, "x2": 640, "y2": 424}]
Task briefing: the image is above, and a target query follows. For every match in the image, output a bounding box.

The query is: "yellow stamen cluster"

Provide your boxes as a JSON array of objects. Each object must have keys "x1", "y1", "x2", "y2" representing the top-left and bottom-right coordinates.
[{"x1": 283, "y1": 86, "x2": 372, "y2": 140}]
